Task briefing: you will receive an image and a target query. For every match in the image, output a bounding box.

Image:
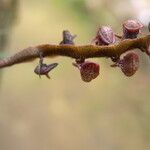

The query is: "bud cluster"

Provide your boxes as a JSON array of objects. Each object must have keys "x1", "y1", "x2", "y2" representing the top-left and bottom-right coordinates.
[
  {"x1": 33, "y1": 20, "x2": 150, "y2": 82},
  {"x1": 91, "y1": 19, "x2": 143, "y2": 79},
  {"x1": 93, "y1": 19, "x2": 144, "y2": 46}
]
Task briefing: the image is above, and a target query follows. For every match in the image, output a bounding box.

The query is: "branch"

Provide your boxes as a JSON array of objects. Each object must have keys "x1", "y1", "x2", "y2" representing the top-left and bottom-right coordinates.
[{"x1": 0, "y1": 34, "x2": 150, "y2": 69}]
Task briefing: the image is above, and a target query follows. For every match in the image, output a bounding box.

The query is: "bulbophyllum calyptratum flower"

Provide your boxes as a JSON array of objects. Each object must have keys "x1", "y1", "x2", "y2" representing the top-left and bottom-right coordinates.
[
  {"x1": 73, "y1": 60, "x2": 100, "y2": 82},
  {"x1": 122, "y1": 19, "x2": 143, "y2": 39},
  {"x1": 93, "y1": 26, "x2": 116, "y2": 46},
  {"x1": 34, "y1": 63, "x2": 58, "y2": 79},
  {"x1": 111, "y1": 52, "x2": 139, "y2": 77}
]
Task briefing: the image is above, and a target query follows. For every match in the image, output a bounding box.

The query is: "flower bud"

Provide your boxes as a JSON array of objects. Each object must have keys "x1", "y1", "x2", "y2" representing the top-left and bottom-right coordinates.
[
  {"x1": 123, "y1": 19, "x2": 143, "y2": 39},
  {"x1": 119, "y1": 52, "x2": 139, "y2": 76},
  {"x1": 93, "y1": 26, "x2": 116, "y2": 45},
  {"x1": 34, "y1": 63, "x2": 58, "y2": 78},
  {"x1": 73, "y1": 61, "x2": 100, "y2": 82}
]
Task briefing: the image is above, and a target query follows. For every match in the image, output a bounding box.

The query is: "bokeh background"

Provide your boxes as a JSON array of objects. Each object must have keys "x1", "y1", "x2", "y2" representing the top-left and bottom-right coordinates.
[{"x1": 0, "y1": 0, "x2": 150, "y2": 150}]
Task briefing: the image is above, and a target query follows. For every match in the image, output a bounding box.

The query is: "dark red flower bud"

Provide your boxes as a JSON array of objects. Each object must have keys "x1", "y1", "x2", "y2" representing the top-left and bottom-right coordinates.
[
  {"x1": 93, "y1": 26, "x2": 116, "y2": 45},
  {"x1": 73, "y1": 61, "x2": 100, "y2": 82},
  {"x1": 123, "y1": 19, "x2": 143, "y2": 39},
  {"x1": 118, "y1": 52, "x2": 139, "y2": 76}
]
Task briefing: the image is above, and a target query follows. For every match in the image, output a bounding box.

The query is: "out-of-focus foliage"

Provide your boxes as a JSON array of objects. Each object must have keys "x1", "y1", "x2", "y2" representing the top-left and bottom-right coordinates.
[
  {"x1": 0, "y1": 0, "x2": 18, "y2": 49},
  {"x1": 0, "y1": 0, "x2": 18, "y2": 86},
  {"x1": 0, "y1": 0, "x2": 150, "y2": 150}
]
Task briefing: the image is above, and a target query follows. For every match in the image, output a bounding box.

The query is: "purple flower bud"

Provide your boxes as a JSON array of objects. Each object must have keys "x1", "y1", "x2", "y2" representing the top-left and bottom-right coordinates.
[
  {"x1": 34, "y1": 63, "x2": 58, "y2": 78},
  {"x1": 94, "y1": 26, "x2": 116, "y2": 45},
  {"x1": 59, "y1": 30, "x2": 76, "y2": 45},
  {"x1": 123, "y1": 19, "x2": 143, "y2": 39}
]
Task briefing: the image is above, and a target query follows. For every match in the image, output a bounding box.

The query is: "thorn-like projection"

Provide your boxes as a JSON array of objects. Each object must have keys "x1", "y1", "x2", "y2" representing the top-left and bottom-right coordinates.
[
  {"x1": 34, "y1": 52, "x2": 58, "y2": 79},
  {"x1": 59, "y1": 30, "x2": 76, "y2": 45}
]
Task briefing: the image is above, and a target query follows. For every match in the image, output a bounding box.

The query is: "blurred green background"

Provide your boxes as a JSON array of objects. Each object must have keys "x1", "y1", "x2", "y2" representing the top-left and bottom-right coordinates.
[{"x1": 0, "y1": 0, "x2": 150, "y2": 150}]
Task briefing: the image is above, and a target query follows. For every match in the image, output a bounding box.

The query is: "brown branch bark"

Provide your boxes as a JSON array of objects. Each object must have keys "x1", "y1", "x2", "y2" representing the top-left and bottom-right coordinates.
[{"x1": 0, "y1": 35, "x2": 150, "y2": 68}]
